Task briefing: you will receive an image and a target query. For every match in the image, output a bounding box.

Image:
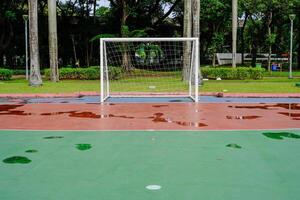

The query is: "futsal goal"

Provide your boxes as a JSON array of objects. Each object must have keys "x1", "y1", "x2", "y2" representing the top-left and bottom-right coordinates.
[{"x1": 100, "y1": 38, "x2": 199, "y2": 102}]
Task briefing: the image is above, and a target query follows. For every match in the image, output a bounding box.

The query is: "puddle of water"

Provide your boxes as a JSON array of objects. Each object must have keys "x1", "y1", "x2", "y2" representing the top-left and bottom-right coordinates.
[
  {"x1": 152, "y1": 105, "x2": 169, "y2": 108},
  {"x1": 226, "y1": 116, "x2": 261, "y2": 120},
  {"x1": 0, "y1": 104, "x2": 24, "y2": 111},
  {"x1": 262, "y1": 132, "x2": 300, "y2": 140},
  {"x1": 0, "y1": 104, "x2": 30, "y2": 116},
  {"x1": 278, "y1": 112, "x2": 300, "y2": 118},
  {"x1": 25, "y1": 150, "x2": 38, "y2": 153},
  {"x1": 76, "y1": 144, "x2": 92, "y2": 151},
  {"x1": 3, "y1": 156, "x2": 31, "y2": 164},
  {"x1": 226, "y1": 144, "x2": 242, "y2": 149},
  {"x1": 151, "y1": 113, "x2": 207, "y2": 127},
  {"x1": 230, "y1": 104, "x2": 300, "y2": 110},
  {"x1": 43, "y1": 136, "x2": 64, "y2": 139}
]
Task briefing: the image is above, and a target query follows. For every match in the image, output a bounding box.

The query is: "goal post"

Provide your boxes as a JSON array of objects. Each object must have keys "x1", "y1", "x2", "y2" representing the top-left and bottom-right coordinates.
[{"x1": 100, "y1": 37, "x2": 199, "y2": 102}]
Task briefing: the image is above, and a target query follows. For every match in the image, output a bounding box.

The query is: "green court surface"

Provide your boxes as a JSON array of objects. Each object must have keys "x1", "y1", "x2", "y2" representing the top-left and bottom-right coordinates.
[{"x1": 0, "y1": 130, "x2": 300, "y2": 200}]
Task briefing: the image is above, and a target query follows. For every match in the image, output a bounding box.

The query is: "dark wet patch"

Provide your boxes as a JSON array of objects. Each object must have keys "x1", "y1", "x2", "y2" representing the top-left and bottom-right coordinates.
[
  {"x1": 76, "y1": 144, "x2": 92, "y2": 151},
  {"x1": 25, "y1": 150, "x2": 38, "y2": 153},
  {"x1": 262, "y1": 132, "x2": 300, "y2": 140},
  {"x1": 226, "y1": 116, "x2": 261, "y2": 120},
  {"x1": 292, "y1": 118, "x2": 300, "y2": 120},
  {"x1": 152, "y1": 105, "x2": 169, "y2": 108},
  {"x1": 226, "y1": 144, "x2": 242, "y2": 149},
  {"x1": 43, "y1": 136, "x2": 64, "y2": 139},
  {"x1": 3, "y1": 156, "x2": 31, "y2": 164},
  {"x1": 0, "y1": 104, "x2": 30, "y2": 116},
  {"x1": 41, "y1": 111, "x2": 136, "y2": 119},
  {"x1": 0, "y1": 104, "x2": 24, "y2": 111},
  {"x1": 70, "y1": 112, "x2": 100, "y2": 118},
  {"x1": 278, "y1": 112, "x2": 300, "y2": 118},
  {"x1": 230, "y1": 104, "x2": 300, "y2": 110}
]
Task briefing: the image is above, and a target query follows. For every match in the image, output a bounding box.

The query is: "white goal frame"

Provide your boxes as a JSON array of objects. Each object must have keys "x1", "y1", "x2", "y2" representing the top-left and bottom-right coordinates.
[{"x1": 100, "y1": 37, "x2": 199, "y2": 103}]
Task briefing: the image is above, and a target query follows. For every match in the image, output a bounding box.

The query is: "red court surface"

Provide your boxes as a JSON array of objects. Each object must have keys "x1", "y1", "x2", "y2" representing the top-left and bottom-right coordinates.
[{"x1": 0, "y1": 103, "x2": 299, "y2": 130}]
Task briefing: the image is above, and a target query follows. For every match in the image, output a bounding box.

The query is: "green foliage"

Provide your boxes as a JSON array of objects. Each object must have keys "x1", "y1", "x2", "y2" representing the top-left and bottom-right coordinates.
[
  {"x1": 44, "y1": 67, "x2": 122, "y2": 80},
  {"x1": 12, "y1": 69, "x2": 26, "y2": 75},
  {"x1": 4, "y1": 10, "x2": 16, "y2": 20},
  {"x1": 201, "y1": 67, "x2": 265, "y2": 80},
  {"x1": 89, "y1": 34, "x2": 116, "y2": 42},
  {"x1": 0, "y1": 68, "x2": 13, "y2": 80}
]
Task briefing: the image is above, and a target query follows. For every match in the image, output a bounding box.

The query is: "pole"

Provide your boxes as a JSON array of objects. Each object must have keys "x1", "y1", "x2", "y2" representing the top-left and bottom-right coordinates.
[
  {"x1": 25, "y1": 19, "x2": 29, "y2": 80},
  {"x1": 232, "y1": 0, "x2": 238, "y2": 68},
  {"x1": 289, "y1": 19, "x2": 294, "y2": 79}
]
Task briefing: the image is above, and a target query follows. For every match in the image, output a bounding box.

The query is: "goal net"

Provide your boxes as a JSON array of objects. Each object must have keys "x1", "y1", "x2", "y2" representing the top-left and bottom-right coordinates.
[{"x1": 100, "y1": 38, "x2": 199, "y2": 102}]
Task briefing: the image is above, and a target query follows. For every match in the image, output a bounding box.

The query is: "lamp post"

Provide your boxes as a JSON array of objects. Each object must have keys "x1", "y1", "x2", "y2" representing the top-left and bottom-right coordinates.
[
  {"x1": 23, "y1": 15, "x2": 29, "y2": 80},
  {"x1": 289, "y1": 14, "x2": 296, "y2": 79}
]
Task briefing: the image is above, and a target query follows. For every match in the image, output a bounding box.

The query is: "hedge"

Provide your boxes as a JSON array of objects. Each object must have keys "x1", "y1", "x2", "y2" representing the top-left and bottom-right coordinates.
[
  {"x1": 201, "y1": 67, "x2": 265, "y2": 80},
  {"x1": 0, "y1": 68, "x2": 13, "y2": 80},
  {"x1": 44, "y1": 67, "x2": 122, "y2": 80}
]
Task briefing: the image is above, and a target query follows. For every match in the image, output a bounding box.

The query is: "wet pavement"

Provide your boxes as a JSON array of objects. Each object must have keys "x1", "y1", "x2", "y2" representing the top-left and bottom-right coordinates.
[
  {"x1": 0, "y1": 96, "x2": 299, "y2": 104},
  {"x1": 0, "y1": 102, "x2": 299, "y2": 130}
]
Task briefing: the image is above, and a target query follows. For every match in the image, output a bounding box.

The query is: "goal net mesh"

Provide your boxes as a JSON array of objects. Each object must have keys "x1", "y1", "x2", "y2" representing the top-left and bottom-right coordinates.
[{"x1": 101, "y1": 38, "x2": 199, "y2": 102}]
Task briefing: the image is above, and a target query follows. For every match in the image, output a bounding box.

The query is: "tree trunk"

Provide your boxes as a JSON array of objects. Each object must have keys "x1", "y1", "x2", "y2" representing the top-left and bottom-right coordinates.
[
  {"x1": 28, "y1": 0, "x2": 42, "y2": 86},
  {"x1": 121, "y1": 0, "x2": 132, "y2": 71},
  {"x1": 93, "y1": 0, "x2": 97, "y2": 23},
  {"x1": 192, "y1": 0, "x2": 202, "y2": 85},
  {"x1": 267, "y1": 12, "x2": 273, "y2": 72},
  {"x1": 48, "y1": 0, "x2": 59, "y2": 82},
  {"x1": 241, "y1": 13, "x2": 248, "y2": 65},
  {"x1": 232, "y1": 0, "x2": 238, "y2": 68},
  {"x1": 182, "y1": 0, "x2": 192, "y2": 81},
  {"x1": 251, "y1": 43, "x2": 257, "y2": 67}
]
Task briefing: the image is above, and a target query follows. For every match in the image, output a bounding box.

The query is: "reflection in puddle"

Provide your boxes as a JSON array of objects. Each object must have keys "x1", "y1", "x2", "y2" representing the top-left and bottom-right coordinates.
[
  {"x1": 262, "y1": 132, "x2": 300, "y2": 140},
  {"x1": 278, "y1": 112, "x2": 300, "y2": 118},
  {"x1": 3, "y1": 156, "x2": 31, "y2": 164},
  {"x1": 226, "y1": 116, "x2": 261, "y2": 120},
  {"x1": 151, "y1": 113, "x2": 207, "y2": 127},
  {"x1": 76, "y1": 144, "x2": 92, "y2": 151},
  {"x1": 226, "y1": 144, "x2": 242, "y2": 149}
]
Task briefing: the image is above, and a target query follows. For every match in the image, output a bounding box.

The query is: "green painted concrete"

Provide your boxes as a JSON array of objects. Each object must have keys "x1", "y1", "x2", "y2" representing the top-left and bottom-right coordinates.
[{"x1": 0, "y1": 130, "x2": 300, "y2": 200}]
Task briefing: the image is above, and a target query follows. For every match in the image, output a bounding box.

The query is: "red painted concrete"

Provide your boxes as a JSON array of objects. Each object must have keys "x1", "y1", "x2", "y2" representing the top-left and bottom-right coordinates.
[
  {"x1": 0, "y1": 92, "x2": 299, "y2": 98},
  {"x1": 0, "y1": 103, "x2": 299, "y2": 130}
]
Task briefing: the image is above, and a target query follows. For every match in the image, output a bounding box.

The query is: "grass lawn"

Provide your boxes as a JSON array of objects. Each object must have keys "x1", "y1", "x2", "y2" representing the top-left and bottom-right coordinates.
[{"x1": 0, "y1": 77, "x2": 299, "y2": 94}]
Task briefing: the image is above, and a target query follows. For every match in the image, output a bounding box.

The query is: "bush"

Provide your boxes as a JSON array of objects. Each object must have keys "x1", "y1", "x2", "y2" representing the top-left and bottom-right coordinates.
[
  {"x1": 0, "y1": 68, "x2": 13, "y2": 80},
  {"x1": 12, "y1": 69, "x2": 26, "y2": 75},
  {"x1": 201, "y1": 67, "x2": 265, "y2": 80},
  {"x1": 45, "y1": 66, "x2": 122, "y2": 80}
]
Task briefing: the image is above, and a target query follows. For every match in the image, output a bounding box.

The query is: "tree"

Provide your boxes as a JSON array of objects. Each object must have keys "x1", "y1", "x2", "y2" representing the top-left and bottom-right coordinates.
[
  {"x1": 182, "y1": 0, "x2": 192, "y2": 81},
  {"x1": 48, "y1": 0, "x2": 59, "y2": 82},
  {"x1": 232, "y1": 0, "x2": 238, "y2": 68},
  {"x1": 28, "y1": 0, "x2": 42, "y2": 86},
  {"x1": 192, "y1": 0, "x2": 202, "y2": 85}
]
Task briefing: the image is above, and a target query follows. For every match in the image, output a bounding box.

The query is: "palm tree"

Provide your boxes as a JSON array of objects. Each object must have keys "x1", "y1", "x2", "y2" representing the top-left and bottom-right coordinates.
[
  {"x1": 28, "y1": 0, "x2": 42, "y2": 86},
  {"x1": 183, "y1": 0, "x2": 192, "y2": 81},
  {"x1": 48, "y1": 0, "x2": 59, "y2": 82},
  {"x1": 232, "y1": 0, "x2": 238, "y2": 68}
]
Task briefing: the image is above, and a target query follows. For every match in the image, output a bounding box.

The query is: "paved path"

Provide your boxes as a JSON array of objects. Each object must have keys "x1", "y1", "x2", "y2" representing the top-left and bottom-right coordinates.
[{"x1": 0, "y1": 103, "x2": 299, "y2": 130}]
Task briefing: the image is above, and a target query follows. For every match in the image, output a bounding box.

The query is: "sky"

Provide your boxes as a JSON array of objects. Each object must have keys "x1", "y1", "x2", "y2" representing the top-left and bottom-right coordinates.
[
  {"x1": 59, "y1": 0, "x2": 110, "y2": 7},
  {"x1": 98, "y1": 0, "x2": 110, "y2": 7}
]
